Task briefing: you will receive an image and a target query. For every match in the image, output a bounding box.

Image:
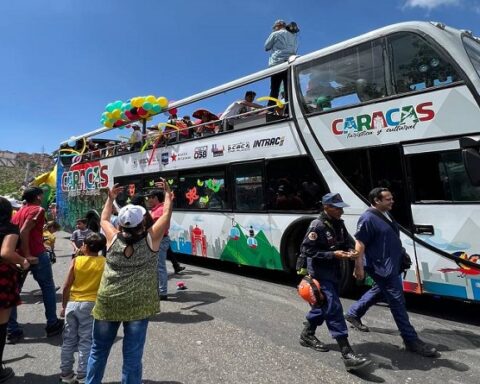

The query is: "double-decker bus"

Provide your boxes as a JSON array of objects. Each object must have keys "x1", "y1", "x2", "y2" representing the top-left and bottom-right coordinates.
[{"x1": 57, "y1": 21, "x2": 480, "y2": 300}]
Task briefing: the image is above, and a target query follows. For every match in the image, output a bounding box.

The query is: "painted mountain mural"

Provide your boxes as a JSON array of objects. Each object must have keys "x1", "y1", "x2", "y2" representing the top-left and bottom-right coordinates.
[{"x1": 220, "y1": 225, "x2": 283, "y2": 270}]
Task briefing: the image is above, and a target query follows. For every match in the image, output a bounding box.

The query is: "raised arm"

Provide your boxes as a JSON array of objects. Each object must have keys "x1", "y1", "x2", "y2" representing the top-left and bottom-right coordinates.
[
  {"x1": 149, "y1": 179, "x2": 173, "y2": 243},
  {"x1": 101, "y1": 184, "x2": 123, "y2": 245},
  {"x1": 1, "y1": 234, "x2": 30, "y2": 270}
]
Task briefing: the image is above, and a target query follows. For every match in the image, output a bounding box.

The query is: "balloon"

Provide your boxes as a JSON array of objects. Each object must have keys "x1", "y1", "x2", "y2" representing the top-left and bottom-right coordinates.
[
  {"x1": 146, "y1": 95, "x2": 156, "y2": 103},
  {"x1": 112, "y1": 109, "x2": 121, "y2": 119},
  {"x1": 256, "y1": 96, "x2": 284, "y2": 108},
  {"x1": 106, "y1": 112, "x2": 113, "y2": 120},
  {"x1": 67, "y1": 137, "x2": 76, "y2": 147},
  {"x1": 169, "y1": 108, "x2": 178, "y2": 115},
  {"x1": 106, "y1": 102, "x2": 115, "y2": 112},
  {"x1": 156, "y1": 97, "x2": 168, "y2": 109},
  {"x1": 152, "y1": 104, "x2": 161, "y2": 113},
  {"x1": 137, "y1": 97, "x2": 145, "y2": 105},
  {"x1": 143, "y1": 102, "x2": 153, "y2": 111},
  {"x1": 131, "y1": 98, "x2": 142, "y2": 108},
  {"x1": 137, "y1": 107, "x2": 148, "y2": 117},
  {"x1": 113, "y1": 100, "x2": 123, "y2": 109},
  {"x1": 130, "y1": 107, "x2": 138, "y2": 115},
  {"x1": 125, "y1": 110, "x2": 134, "y2": 120},
  {"x1": 105, "y1": 121, "x2": 113, "y2": 128},
  {"x1": 101, "y1": 111, "x2": 109, "y2": 118}
]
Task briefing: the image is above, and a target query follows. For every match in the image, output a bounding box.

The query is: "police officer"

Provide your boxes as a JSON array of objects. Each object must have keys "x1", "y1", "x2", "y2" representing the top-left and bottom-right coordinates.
[
  {"x1": 349, "y1": 187, "x2": 437, "y2": 357},
  {"x1": 299, "y1": 192, "x2": 371, "y2": 372}
]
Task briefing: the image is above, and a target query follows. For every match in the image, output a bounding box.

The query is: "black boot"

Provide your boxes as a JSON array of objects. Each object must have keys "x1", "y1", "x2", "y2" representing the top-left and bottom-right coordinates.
[
  {"x1": 0, "y1": 365, "x2": 14, "y2": 382},
  {"x1": 337, "y1": 336, "x2": 372, "y2": 372},
  {"x1": 299, "y1": 323, "x2": 329, "y2": 352},
  {"x1": 404, "y1": 338, "x2": 438, "y2": 357}
]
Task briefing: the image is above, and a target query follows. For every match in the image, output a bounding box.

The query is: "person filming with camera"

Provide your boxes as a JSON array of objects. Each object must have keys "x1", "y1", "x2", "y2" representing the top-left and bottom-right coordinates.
[{"x1": 264, "y1": 19, "x2": 299, "y2": 109}]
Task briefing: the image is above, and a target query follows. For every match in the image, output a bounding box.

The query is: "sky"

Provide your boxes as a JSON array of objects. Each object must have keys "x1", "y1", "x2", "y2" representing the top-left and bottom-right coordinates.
[{"x1": 1, "y1": 0, "x2": 479, "y2": 154}]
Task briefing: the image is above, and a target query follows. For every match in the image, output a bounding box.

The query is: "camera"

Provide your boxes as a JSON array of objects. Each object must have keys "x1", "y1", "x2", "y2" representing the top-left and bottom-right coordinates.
[{"x1": 286, "y1": 21, "x2": 300, "y2": 34}]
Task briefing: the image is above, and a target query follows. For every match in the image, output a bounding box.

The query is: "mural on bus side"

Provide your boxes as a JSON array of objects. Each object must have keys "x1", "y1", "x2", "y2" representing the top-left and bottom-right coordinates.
[
  {"x1": 169, "y1": 219, "x2": 283, "y2": 270},
  {"x1": 57, "y1": 159, "x2": 109, "y2": 232}
]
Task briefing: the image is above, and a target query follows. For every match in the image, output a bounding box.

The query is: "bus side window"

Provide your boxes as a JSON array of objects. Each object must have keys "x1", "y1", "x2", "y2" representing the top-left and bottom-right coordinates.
[
  {"x1": 297, "y1": 39, "x2": 386, "y2": 113},
  {"x1": 232, "y1": 162, "x2": 265, "y2": 211},
  {"x1": 266, "y1": 157, "x2": 327, "y2": 211},
  {"x1": 407, "y1": 150, "x2": 480, "y2": 202},
  {"x1": 388, "y1": 32, "x2": 461, "y2": 94}
]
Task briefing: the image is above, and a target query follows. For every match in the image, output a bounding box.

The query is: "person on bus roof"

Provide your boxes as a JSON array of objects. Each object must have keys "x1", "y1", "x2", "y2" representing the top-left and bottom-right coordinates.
[{"x1": 264, "y1": 19, "x2": 298, "y2": 110}]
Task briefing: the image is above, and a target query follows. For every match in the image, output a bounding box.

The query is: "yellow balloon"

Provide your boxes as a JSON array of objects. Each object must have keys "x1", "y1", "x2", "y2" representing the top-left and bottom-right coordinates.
[
  {"x1": 157, "y1": 123, "x2": 179, "y2": 131},
  {"x1": 146, "y1": 95, "x2": 156, "y2": 103},
  {"x1": 156, "y1": 97, "x2": 168, "y2": 109},
  {"x1": 105, "y1": 121, "x2": 113, "y2": 128},
  {"x1": 131, "y1": 98, "x2": 142, "y2": 108},
  {"x1": 137, "y1": 97, "x2": 145, "y2": 105},
  {"x1": 106, "y1": 112, "x2": 113, "y2": 120},
  {"x1": 256, "y1": 96, "x2": 284, "y2": 108},
  {"x1": 112, "y1": 109, "x2": 121, "y2": 119}
]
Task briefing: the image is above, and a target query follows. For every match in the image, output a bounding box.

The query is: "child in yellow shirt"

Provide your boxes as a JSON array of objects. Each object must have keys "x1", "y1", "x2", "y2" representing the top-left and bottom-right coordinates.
[
  {"x1": 43, "y1": 221, "x2": 60, "y2": 264},
  {"x1": 59, "y1": 233, "x2": 106, "y2": 384}
]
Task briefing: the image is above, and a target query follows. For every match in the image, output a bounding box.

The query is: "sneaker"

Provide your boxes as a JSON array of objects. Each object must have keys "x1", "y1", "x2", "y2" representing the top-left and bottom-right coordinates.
[
  {"x1": 174, "y1": 266, "x2": 186, "y2": 274},
  {"x1": 342, "y1": 352, "x2": 372, "y2": 372},
  {"x1": 0, "y1": 366, "x2": 14, "y2": 383},
  {"x1": 345, "y1": 314, "x2": 370, "y2": 332},
  {"x1": 299, "y1": 332, "x2": 329, "y2": 352},
  {"x1": 405, "y1": 339, "x2": 438, "y2": 357},
  {"x1": 159, "y1": 295, "x2": 169, "y2": 301},
  {"x1": 6, "y1": 329, "x2": 24, "y2": 345},
  {"x1": 46, "y1": 319, "x2": 64, "y2": 337},
  {"x1": 76, "y1": 374, "x2": 86, "y2": 384},
  {"x1": 59, "y1": 372, "x2": 76, "y2": 384}
]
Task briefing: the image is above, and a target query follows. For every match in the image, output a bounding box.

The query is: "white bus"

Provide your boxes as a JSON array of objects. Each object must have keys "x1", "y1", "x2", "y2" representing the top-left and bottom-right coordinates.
[{"x1": 57, "y1": 21, "x2": 480, "y2": 300}]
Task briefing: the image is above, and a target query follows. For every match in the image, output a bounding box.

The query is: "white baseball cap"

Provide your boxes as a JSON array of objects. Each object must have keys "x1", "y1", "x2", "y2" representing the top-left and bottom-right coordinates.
[{"x1": 117, "y1": 204, "x2": 146, "y2": 228}]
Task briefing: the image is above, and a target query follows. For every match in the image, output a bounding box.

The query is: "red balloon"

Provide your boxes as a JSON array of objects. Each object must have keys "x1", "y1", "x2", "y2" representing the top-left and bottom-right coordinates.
[
  {"x1": 113, "y1": 120, "x2": 124, "y2": 127},
  {"x1": 125, "y1": 111, "x2": 133, "y2": 120},
  {"x1": 137, "y1": 107, "x2": 148, "y2": 117},
  {"x1": 168, "y1": 108, "x2": 178, "y2": 115}
]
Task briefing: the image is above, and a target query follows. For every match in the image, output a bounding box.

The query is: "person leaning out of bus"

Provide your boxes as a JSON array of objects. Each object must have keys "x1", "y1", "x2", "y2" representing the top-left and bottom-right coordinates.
[
  {"x1": 221, "y1": 91, "x2": 265, "y2": 131},
  {"x1": 298, "y1": 192, "x2": 371, "y2": 372}
]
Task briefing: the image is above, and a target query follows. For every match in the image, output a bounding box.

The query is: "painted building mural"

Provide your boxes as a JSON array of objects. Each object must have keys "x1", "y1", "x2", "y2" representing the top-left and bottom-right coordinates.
[{"x1": 57, "y1": 158, "x2": 109, "y2": 232}]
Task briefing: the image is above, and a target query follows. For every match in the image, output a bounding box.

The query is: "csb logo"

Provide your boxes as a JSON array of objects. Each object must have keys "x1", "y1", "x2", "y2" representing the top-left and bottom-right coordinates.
[{"x1": 194, "y1": 146, "x2": 208, "y2": 159}]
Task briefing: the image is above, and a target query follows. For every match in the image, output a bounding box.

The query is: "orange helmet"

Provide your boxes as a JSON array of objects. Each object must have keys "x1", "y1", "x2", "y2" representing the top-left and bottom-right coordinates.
[{"x1": 298, "y1": 276, "x2": 324, "y2": 306}]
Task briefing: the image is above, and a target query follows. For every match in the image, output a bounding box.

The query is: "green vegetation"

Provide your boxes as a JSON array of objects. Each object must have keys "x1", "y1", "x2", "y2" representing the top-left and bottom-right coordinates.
[{"x1": 0, "y1": 166, "x2": 24, "y2": 198}]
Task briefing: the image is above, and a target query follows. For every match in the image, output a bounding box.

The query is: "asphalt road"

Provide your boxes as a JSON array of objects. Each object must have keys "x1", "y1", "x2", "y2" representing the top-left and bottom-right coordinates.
[{"x1": 4, "y1": 232, "x2": 480, "y2": 384}]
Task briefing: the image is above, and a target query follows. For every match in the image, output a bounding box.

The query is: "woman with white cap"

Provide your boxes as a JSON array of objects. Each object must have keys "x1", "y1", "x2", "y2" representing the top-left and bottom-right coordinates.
[{"x1": 85, "y1": 180, "x2": 173, "y2": 384}]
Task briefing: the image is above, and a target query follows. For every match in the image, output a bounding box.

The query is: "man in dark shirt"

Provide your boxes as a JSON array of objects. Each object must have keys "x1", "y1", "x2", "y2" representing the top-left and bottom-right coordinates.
[
  {"x1": 349, "y1": 187, "x2": 437, "y2": 357},
  {"x1": 299, "y1": 192, "x2": 371, "y2": 372}
]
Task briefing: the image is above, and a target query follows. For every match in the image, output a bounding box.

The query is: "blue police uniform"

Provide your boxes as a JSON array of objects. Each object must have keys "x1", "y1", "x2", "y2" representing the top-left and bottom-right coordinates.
[
  {"x1": 354, "y1": 208, "x2": 418, "y2": 342},
  {"x1": 300, "y1": 211, "x2": 354, "y2": 339}
]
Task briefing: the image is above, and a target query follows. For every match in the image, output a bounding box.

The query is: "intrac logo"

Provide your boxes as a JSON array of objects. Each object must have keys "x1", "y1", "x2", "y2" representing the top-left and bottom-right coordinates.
[{"x1": 331, "y1": 102, "x2": 435, "y2": 137}]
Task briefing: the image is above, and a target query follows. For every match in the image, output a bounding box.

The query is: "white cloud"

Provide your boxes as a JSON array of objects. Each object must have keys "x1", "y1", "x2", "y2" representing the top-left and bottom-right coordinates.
[{"x1": 404, "y1": 0, "x2": 461, "y2": 9}]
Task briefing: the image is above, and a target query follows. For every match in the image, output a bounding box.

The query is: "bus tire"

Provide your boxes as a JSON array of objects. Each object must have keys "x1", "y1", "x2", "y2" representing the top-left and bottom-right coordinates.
[
  {"x1": 280, "y1": 218, "x2": 355, "y2": 295},
  {"x1": 280, "y1": 218, "x2": 312, "y2": 274}
]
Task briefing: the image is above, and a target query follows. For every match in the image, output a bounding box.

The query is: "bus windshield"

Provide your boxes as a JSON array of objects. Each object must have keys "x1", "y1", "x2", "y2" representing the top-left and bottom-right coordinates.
[{"x1": 463, "y1": 36, "x2": 480, "y2": 77}]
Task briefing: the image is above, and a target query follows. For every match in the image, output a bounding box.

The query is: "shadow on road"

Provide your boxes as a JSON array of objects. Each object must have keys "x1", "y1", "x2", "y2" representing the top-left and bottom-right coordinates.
[{"x1": 151, "y1": 309, "x2": 214, "y2": 324}]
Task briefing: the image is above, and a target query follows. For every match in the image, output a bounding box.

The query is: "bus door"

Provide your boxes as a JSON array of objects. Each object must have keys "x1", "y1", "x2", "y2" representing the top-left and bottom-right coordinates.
[
  {"x1": 229, "y1": 161, "x2": 278, "y2": 269},
  {"x1": 403, "y1": 140, "x2": 480, "y2": 300}
]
